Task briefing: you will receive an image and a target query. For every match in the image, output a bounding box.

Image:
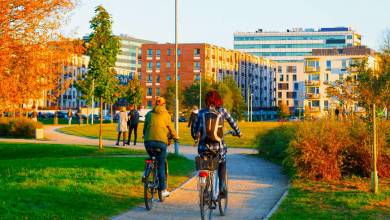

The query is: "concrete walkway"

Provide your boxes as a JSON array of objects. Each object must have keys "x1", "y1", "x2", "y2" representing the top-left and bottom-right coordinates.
[{"x1": 0, "y1": 125, "x2": 289, "y2": 220}]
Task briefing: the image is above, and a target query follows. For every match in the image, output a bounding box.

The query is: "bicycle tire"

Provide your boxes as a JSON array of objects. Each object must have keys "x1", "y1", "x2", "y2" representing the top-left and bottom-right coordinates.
[
  {"x1": 199, "y1": 182, "x2": 213, "y2": 220},
  {"x1": 144, "y1": 167, "x2": 155, "y2": 210},
  {"x1": 218, "y1": 172, "x2": 228, "y2": 216}
]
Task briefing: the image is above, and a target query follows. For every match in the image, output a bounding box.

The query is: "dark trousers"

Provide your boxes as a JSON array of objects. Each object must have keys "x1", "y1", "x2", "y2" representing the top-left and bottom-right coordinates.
[
  {"x1": 145, "y1": 141, "x2": 167, "y2": 190},
  {"x1": 127, "y1": 124, "x2": 138, "y2": 145},
  {"x1": 218, "y1": 160, "x2": 226, "y2": 191},
  {"x1": 116, "y1": 131, "x2": 127, "y2": 145}
]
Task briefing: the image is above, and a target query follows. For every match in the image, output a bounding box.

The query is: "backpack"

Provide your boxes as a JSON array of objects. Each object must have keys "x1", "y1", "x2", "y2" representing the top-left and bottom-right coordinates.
[{"x1": 201, "y1": 108, "x2": 224, "y2": 143}]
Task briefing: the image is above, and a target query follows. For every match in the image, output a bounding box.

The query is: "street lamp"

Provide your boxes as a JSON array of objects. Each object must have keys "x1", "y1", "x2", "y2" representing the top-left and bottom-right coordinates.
[
  {"x1": 199, "y1": 69, "x2": 202, "y2": 109},
  {"x1": 174, "y1": 0, "x2": 179, "y2": 155},
  {"x1": 250, "y1": 93, "x2": 253, "y2": 122}
]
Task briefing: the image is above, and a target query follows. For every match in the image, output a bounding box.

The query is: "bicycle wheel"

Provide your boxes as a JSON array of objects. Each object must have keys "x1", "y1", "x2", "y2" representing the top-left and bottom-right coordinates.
[
  {"x1": 144, "y1": 168, "x2": 155, "y2": 210},
  {"x1": 218, "y1": 172, "x2": 228, "y2": 216},
  {"x1": 158, "y1": 159, "x2": 168, "y2": 202},
  {"x1": 199, "y1": 180, "x2": 213, "y2": 220}
]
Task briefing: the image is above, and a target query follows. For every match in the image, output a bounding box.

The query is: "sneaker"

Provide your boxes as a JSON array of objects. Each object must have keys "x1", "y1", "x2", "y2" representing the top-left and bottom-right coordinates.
[
  {"x1": 161, "y1": 190, "x2": 170, "y2": 197},
  {"x1": 115, "y1": 142, "x2": 119, "y2": 146}
]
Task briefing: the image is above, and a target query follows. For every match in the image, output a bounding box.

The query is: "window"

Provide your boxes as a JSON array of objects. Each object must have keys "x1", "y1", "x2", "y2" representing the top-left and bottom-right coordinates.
[
  {"x1": 311, "y1": 100, "x2": 320, "y2": 107},
  {"x1": 147, "y1": 49, "x2": 153, "y2": 57},
  {"x1": 279, "y1": 74, "x2": 284, "y2": 81},
  {"x1": 286, "y1": 75, "x2": 289, "y2": 81},
  {"x1": 347, "y1": 35, "x2": 353, "y2": 39},
  {"x1": 194, "y1": 61, "x2": 200, "y2": 70},
  {"x1": 294, "y1": 83, "x2": 299, "y2": 90},
  {"x1": 167, "y1": 62, "x2": 171, "y2": 69},
  {"x1": 195, "y1": 74, "x2": 200, "y2": 81},
  {"x1": 194, "y1": 48, "x2": 200, "y2": 56},
  {"x1": 278, "y1": 66, "x2": 282, "y2": 73},
  {"x1": 342, "y1": 59, "x2": 347, "y2": 69},
  {"x1": 156, "y1": 88, "x2": 160, "y2": 96},
  {"x1": 293, "y1": 74, "x2": 297, "y2": 81},
  {"x1": 178, "y1": 49, "x2": 181, "y2": 56},
  {"x1": 147, "y1": 101, "x2": 152, "y2": 108},
  {"x1": 156, "y1": 75, "x2": 160, "y2": 83},
  {"x1": 326, "y1": 60, "x2": 332, "y2": 70},
  {"x1": 147, "y1": 88, "x2": 152, "y2": 96},
  {"x1": 278, "y1": 92, "x2": 282, "y2": 98},
  {"x1": 156, "y1": 49, "x2": 161, "y2": 57},
  {"x1": 167, "y1": 49, "x2": 171, "y2": 56},
  {"x1": 324, "y1": 100, "x2": 329, "y2": 110},
  {"x1": 167, "y1": 75, "x2": 171, "y2": 81},
  {"x1": 156, "y1": 61, "x2": 161, "y2": 69},
  {"x1": 325, "y1": 73, "x2": 329, "y2": 81},
  {"x1": 147, "y1": 74, "x2": 152, "y2": 83},
  {"x1": 308, "y1": 74, "x2": 320, "y2": 81},
  {"x1": 178, "y1": 62, "x2": 181, "y2": 69},
  {"x1": 147, "y1": 62, "x2": 153, "y2": 70},
  {"x1": 287, "y1": 66, "x2": 296, "y2": 73},
  {"x1": 307, "y1": 87, "x2": 319, "y2": 94}
]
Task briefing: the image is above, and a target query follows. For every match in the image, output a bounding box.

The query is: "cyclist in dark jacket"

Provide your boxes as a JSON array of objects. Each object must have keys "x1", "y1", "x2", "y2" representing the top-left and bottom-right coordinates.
[
  {"x1": 127, "y1": 104, "x2": 140, "y2": 145},
  {"x1": 191, "y1": 90, "x2": 241, "y2": 196}
]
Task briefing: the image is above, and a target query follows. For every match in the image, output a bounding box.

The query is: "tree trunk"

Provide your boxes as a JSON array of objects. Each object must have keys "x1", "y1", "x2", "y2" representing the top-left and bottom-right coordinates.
[
  {"x1": 99, "y1": 96, "x2": 103, "y2": 150},
  {"x1": 86, "y1": 107, "x2": 89, "y2": 125},
  {"x1": 110, "y1": 103, "x2": 113, "y2": 124}
]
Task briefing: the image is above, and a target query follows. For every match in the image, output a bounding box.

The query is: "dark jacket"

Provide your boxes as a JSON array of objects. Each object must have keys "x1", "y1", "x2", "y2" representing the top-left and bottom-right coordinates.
[{"x1": 128, "y1": 109, "x2": 139, "y2": 126}]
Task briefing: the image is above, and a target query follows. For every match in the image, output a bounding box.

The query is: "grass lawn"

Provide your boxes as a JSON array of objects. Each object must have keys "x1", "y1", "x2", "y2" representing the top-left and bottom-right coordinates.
[
  {"x1": 58, "y1": 121, "x2": 283, "y2": 148},
  {"x1": 0, "y1": 142, "x2": 194, "y2": 219},
  {"x1": 271, "y1": 178, "x2": 390, "y2": 220}
]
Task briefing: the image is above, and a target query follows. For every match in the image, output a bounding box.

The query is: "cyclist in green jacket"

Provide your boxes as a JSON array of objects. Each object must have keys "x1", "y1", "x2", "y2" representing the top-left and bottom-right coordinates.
[{"x1": 143, "y1": 97, "x2": 177, "y2": 198}]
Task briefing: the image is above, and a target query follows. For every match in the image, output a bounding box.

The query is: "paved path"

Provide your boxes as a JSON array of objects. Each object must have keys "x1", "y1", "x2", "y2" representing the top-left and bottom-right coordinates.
[{"x1": 0, "y1": 125, "x2": 289, "y2": 220}]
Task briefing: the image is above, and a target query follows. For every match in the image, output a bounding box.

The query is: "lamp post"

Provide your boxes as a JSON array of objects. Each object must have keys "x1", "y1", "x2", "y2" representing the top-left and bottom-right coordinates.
[
  {"x1": 174, "y1": 0, "x2": 179, "y2": 155},
  {"x1": 250, "y1": 93, "x2": 253, "y2": 122},
  {"x1": 199, "y1": 69, "x2": 202, "y2": 109}
]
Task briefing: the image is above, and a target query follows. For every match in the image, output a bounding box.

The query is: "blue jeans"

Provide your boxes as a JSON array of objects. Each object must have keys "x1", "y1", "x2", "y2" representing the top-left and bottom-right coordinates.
[{"x1": 144, "y1": 141, "x2": 167, "y2": 190}]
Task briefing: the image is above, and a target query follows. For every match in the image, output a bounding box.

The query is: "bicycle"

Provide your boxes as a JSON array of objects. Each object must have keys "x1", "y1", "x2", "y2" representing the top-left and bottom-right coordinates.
[
  {"x1": 142, "y1": 147, "x2": 169, "y2": 211},
  {"x1": 197, "y1": 130, "x2": 236, "y2": 220}
]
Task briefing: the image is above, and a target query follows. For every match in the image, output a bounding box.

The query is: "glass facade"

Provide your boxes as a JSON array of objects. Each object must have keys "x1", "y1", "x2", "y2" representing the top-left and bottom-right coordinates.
[{"x1": 234, "y1": 28, "x2": 360, "y2": 62}]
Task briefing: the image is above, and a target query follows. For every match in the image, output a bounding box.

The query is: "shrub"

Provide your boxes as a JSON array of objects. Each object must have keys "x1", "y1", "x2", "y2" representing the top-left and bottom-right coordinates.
[
  {"x1": 256, "y1": 119, "x2": 390, "y2": 180},
  {"x1": 256, "y1": 124, "x2": 296, "y2": 163},
  {"x1": 0, "y1": 117, "x2": 43, "y2": 138},
  {"x1": 0, "y1": 118, "x2": 12, "y2": 135}
]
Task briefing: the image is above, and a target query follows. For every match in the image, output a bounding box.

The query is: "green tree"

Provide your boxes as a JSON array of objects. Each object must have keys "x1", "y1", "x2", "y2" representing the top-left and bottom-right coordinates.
[
  {"x1": 125, "y1": 77, "x2": 143, "y2": 107},
  {"x1": 164, "y1": 82, "x2": 184, "y2": 114},
  {"x1": 104, "y1": 69, "x2": 122, "y2": 124},
  {"x1": 85, "y1": 5, "x2": 120, "y2": 149},
  {"x1": 221, "y1": 76, "x2": 246, "y2": 120},
  {"x1": 183, "y1": 81, "x2": 211, "y2": 110}
]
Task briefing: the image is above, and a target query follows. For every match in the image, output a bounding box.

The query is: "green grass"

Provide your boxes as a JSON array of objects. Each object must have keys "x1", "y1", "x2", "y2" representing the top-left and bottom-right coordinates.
[
  {"x1": 271, "y1": 178, "x2": 390, "y2": 220},
  {"x1": 58, "y1": 121, "x2": 283, "y2": 148},
  {"x1": 0, "y1": 142, "x2": 194, "y2": 219},
  {"x1": 38, "y1": 118, "x2": 111, "y2": 125}
]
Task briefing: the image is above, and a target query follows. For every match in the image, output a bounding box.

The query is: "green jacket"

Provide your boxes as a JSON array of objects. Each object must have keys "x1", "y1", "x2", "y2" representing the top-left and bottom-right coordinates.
[{"x1": 143, "y1": 106, "x2": 177, "y2": 144}]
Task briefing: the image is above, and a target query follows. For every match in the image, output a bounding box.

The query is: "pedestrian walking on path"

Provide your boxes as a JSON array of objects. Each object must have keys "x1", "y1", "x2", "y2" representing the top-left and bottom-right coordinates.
[
  {"x1": 127, "y1": 104, "x2": 140, "y2": 145},
  {"x1": 116, "y1": 107, "x2": 128, "y2": 146},
  {"x1": 67, "y1": 109, "x2": 73, "y2": 126}
]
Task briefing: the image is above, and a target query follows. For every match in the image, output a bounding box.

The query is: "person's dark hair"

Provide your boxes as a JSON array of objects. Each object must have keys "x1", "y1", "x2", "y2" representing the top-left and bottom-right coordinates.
[{"x1": 205, "y1": 90, "x2": 223, "y2": 108}]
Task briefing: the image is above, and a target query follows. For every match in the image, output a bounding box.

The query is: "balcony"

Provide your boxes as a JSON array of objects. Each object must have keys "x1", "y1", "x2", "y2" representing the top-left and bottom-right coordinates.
[
  {"x1": 305, "y1": 80, "x2": 320, "y2": 86},
  {"x1": 305, "y1": 66, "x2": 320, "y2": 73},
  {"x1": 306, "y1": 93, "x2": 320, "y2": 99},
  {"x1": 308, "y1": 106, "x2": 320, "y2": 112}
]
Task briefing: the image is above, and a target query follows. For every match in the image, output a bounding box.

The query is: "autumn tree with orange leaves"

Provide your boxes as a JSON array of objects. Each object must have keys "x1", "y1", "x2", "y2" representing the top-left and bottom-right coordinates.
[{"x1": 0, "y1": 0, "x2": 83, "y2": 116}]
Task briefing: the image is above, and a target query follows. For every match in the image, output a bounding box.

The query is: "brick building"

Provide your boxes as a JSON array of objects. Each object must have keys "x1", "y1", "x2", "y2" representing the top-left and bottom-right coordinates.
[{"x1": 141, "y1": 43, "x2": 277, "y2": 120}]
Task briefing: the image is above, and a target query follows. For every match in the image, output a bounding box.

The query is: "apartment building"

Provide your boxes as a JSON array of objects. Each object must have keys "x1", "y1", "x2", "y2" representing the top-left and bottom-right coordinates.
[
  {"x1": 275, "y1": 62, "x2": 305, "y2": 113},
  {"x1": 304, "y1": 46, "x2": 376, "y2": 117},
  {"x1": 58, "y1": 55, "x2": 90, "y2": 109},
  {"x1": 140, "y1": 43, "x2": 277, "y2": 119}
]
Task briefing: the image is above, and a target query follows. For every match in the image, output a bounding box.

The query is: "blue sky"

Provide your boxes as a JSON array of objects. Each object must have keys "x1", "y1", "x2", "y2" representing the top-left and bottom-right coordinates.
[{"x1": 63, "y1": 0, "x2": 390, "y2": 50}]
